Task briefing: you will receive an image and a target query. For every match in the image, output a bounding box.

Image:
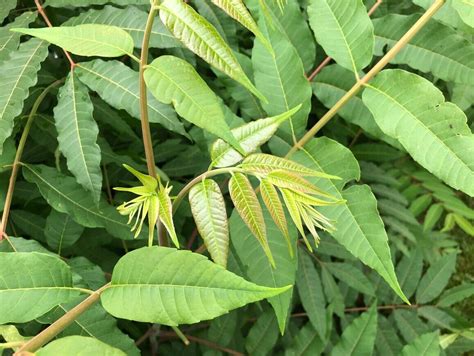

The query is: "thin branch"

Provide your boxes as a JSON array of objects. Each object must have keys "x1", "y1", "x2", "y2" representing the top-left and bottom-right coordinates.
[
  {"x1": 34, "y1": 0, "x2": 75, "y2": 69},
  {"x1": 0, "y1": 79, "x2": 64, "y2": 239},
  {"x1": 159, "y1": 332, "x2": 244, "y2": 356},
  {"x1": 287, "y1": 0, "x2": 446, "y2": 156}
]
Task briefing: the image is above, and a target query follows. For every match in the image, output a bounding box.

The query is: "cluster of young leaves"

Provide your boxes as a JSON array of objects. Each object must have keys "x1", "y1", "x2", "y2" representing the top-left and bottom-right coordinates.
[{"x1": 0, "y1": 0, "x2": 473, "y2": 355}]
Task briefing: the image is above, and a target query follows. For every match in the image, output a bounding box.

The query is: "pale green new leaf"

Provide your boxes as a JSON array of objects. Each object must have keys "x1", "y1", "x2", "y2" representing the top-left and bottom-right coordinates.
[
  {"x1": 189, "y1": 179, "x2": 229, "y2": 267},
  {"x1": 423, "y1": 204, "x2": 444, "y2": 231},
  {"x1": 291, "y1": 138, "x2": 407, "y2": 302},
  {"x1": 252, "y1": 11, "x2": 311, "y2": 141},
  {"x1": 229, "y1": 205, "x2": 297, "y2": 333},
  {"x1": 54, "y1": 71, "x2": 102, "y2": 201},
  {"x1": 452, "y1": 0, "x2": 474, "y2": 27},
  {"x1": 64, "y1": 5, "x2": 179, "y2": 49},
  {"x1": 373, "y1": 14, "x2": 474, "y2": 85},
  {"x1": 12, "y1": 24, "x2": 135, "y2": 58},
  {"x1": 100, "y1": 247, "x2": 290, "y2": 324},
  {"x1": 36, "y1": 336, "x2": 125, "y2": 356},
  {"x1": 157, "y1": 184, "x2": 179, "y2": 248},
  {"x1": 23, "y1": 164, "x2": 139, "y2": 240},
  {"x1": 159, "y1": 0, "x2": 265, "y2": 101},
  {"x1": 144, "y1": 55, "x2": 241, "y2": 152},
  {"x1": 416, "y1": 253, "x2": 457, "y2": 304},
  {"x1": 229, "y1": 173, "x2": 274, "y2": 266},
  {"x1": 0, "y1": 252, "x2": 78, "y2": 323},
  {"x1": 211, "y1": 105, "x2": 301, "y2": 167},
  {"x1": 76, "y1": 60, "x2": 186, "y2": 136},
  {"x1": 362, "y1": 69, "x2": 474, "y2": 196},
  {"x1": 400, "y1": 332, "x2": 440, "y2": 356},
  {"x1": 45, "y1": 210, "x2": 84, "y2": 254},
  {"x1": 0, "y1": 11, "x2": 37, "y2": 62},
  {"x1": 330, "y1": 304, "x2": 377, "y2": 356},
  {"x1": 296, "y1": 249, "x2": 326, "y2": 337},
  {"x1": 308, "y1": 0, "x2": 374, "y2": 73},
  {"x1": 0, "y1": 38, "x2": 48, "y2": 153}
]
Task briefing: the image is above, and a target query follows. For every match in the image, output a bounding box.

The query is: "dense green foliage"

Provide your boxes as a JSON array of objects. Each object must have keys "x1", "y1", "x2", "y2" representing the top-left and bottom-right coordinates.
[{"x1": 0, "y1": 0, "x2": 473, "y2": 355}]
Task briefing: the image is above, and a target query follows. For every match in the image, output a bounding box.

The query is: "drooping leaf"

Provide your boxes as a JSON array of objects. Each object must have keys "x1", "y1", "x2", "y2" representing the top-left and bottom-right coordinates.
[
  {"x1": 75, "y1": 59, "x2": 186, "y2": 136},
  {"x1": 400, "y1": 332, "x2": 440, "y2": 356},
  {"x1": 229, "y1": 173, "x2": 273, "y2": 266},
  {"x1": 23, "y1": 164, "x2": 139, "y2": 240},
  {"x1": 296, "y1": 249, "x2": 326, "y2": 337},
  {"x1": 100, "y1": 247, "x2": 290, "y2": 324},
  {"x1": 229, "y1": 204, "x2": 297, "y2": 333},
  {"x1": 291, "y1": 138, "x2": 407, "y2": 302},
  {"x1": 325, "y1": 262, "x2": 375, "y2": 296},
  {"x1": 416, "y1": 253, "x2": 457, "y2": 304},
  {"x1": 54, "y1": 71, "x2": 102, "y2": 201},
  {"x1": 189, "y1": 179, "x2": 229, "y2": 267},
  {"x1": 194, "y1": 0, "x2": 238, "y2": 46},
  {"x1": 0, "y1": 38, "x2": 48, "y2": 153},
  {"x1": 45, "y1": 210, "x2": 84, "y2": 254},
  {"x1": 330, "y1": 304, "x2": 377, "y2": 356},
  {"x1": 159, "y1": 0, "x2": 265, "y2": 101},
  {"x1": 36, "y1": 336, "x2": 125, "y2": 356},
  {"x1": 0, "y1": 11, "x2": 37, "y2": 62},
  {"x1": 307, "y1": 0, "x2": 374, "y2": 73},
  {"x1": 211, "y1": 105, "x2": 301, "y2": 167},
  {"x1": 0, "y1": 252, "x2": 78, "y2": 323},
  {"x1": 373, "y1": 14, "x2": 474, "y2": 85},
  {"x1": 362, "y1": 69, "x2": 474, "y2": 196},
  {"x1": 252, "y1": 11, "x2": 312, "y2": 142},
  {"x1": 245, "y1": 309, "x2": 280, "y2": 355},
  {"x1": 144, "y1": 55, "x2": 241, "y2": 152},
  {"x1": 12, "y1": 24, "x2": 135, "y2": 58},
  {"x1": 64, "y1": 5, "x2": 179, "y2": 49}
]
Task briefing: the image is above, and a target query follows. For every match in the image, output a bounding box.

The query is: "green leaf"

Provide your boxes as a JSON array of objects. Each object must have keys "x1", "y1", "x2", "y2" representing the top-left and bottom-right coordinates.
[
  {"x1": 100, "y1": 246, "x2": 290, "y2": 324},
  {"x1": 75, "y1": 59, "x2": 186, "y2": 136},
  {"x1": 326, "y1": 262, "x2": 375, "y2": 296},
  {"x1": 252, "y1": 11, "x2": 312, "y2": 141},
  {"x1": 157, "y1": 183, "x2": 179, "y2": 248},
  {"x1": 330, "y1": 304, "x2": 377, "y2": 356},
  {"x1": 0, "y1": 252, "x2": 78, "y2": 323},
  {"x1": 45, "y1": 0, "x2": 148, "y2": 6},
  {"x1": 362, "y1": 69, "x2": 474, "y2": 197},
  {"x1": 45, "y1": 210, "x2": 84, "y2": 254},
  {"x1": 144, "y1": 55, "x2": 241, "y2": 152},
  {"x1": 453, "y1": 214, "x2": 474, "y2": 235},
  {"x1": 229, "y1": 204, "x2": 297, "y2": 333},
  {"x1": 211, "y1": 105, "x2": 300, "y2": 167},
  {"x1": 409, "y1": 194, "x2": 432, "y2": 217},
  {"x1": 400, "y1": 332, "x2": 440, "y2": 356},
  {"x1": 159, "y1": 0, "x2": 265, "y2": 101},
  {"x1": 376, "y1": 315, "x2": 403, "y2": 356},
  {"x1": 438, "y1": 283, "x2": 474, "y2": 307},
  {"x1": 352, "y1": 143, "x2": 405, "y2": 163},
  {"x1": 416, "y1": 253, "x2": 457, "y2": 304},
  {"x1": 291, "y1": 138, "x2": 407, "y2": 302},
  {"x1": 393, "y1": 309, "x2": 430, "y2": 343},
  {"x1": 308, "y1": 0, "x2": 374, "y2": 73},
  {"x1": 452, "y1": 0, "x2": 474, "y2": 27},
  {"x1": 0, "y1": 38, "x2": 48, "y2": 153},
  {"x1": 285, "y1": 322, "x2": 325, "y2": 356},
  {"x1": 23, "y1": 164, "x2": 138, "y2": 240},
  {"x1": 54, "y1": 71, "x2": 102, "y2": 201},
  {"x1": 229, "y1": 173, "x2": 273, "y2": 266},
  {"x1": 64, "y1": 5, "x2": 179, "y2": 49},
  {"x1": 0, "y1": 11, "x2": 37, "y2": 62},
  {"x1": 423, "y1": 203, "x2": 444, "y2": 231},
  {"x1": 12, "y1": 24, "x2": 135, "y2": 58},
  {"x1": 0, "y1": 0, "x2": 16, "y2": 23},
  {"x1": 392, "y1": 250, "x2": 423, "y2": 302},
  {"x1": 189, "y1": 179, "x2": 229, "y2": 267},
  {"x1": 245, "y1": 309, "x2": 280, "y2": 355},
  {"x1": 296, "y1": 249, "x2": 326, "y2": 337},
  {"x1": 36, "y1": 336, "x2": 125, "y2": 356},
  {"x1": 373, "y1": 14, "x2": 474, "y2": 85}
]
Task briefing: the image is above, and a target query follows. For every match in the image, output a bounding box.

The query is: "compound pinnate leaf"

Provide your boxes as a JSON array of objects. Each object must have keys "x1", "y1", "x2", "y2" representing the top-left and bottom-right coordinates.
[
  {"x1": 0, "y1": 252, "x2": 78, "y2": 323},
  {"x1": 54, "y1": 71, "x2": 102, "y2": 202},
  {"x1": 362, "y1": 69, "x2": 474, "y2": 196},
  {"x1": 0, "y1": 38, "x2": 48, "y2": 153},
  {"x1": 101, "y1": 247, "x2": 290, "y2": 325},
  {"x1": 12, "y1": 24, "x2": 135, "y2": 58},
  {"x1": 308, "y1": 0, "x2": 374, "y2": 73},
  {"x1": 144, "y1": 55, "x2": 241, "y2": 152},
  {"x1": 159, "y1": 0, "x2": 265, "y2": 101},
  {"x1": 211, "y1": 105, "x2": 301, "y2": 167},
  {"x1": 36, "y1": 336, "x2": 125, "y2": 356},
  {"x1": 189, "y1": 179, "x2": 229, "y2": 267},
  {"x1": 400, "y1": 332, "x2": 440, "y2": 356},
  {"x1": 229, "y1": 173, "x2": 274, "y2": 266}
]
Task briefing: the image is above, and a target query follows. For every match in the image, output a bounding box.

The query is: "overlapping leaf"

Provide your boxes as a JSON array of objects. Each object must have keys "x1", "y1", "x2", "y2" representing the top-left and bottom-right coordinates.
[
  {"x1": 45, "y1": 210, "x2": 84, "y2": 253},
  {"x1": 45, "y1": 0, "x2": 148, "y2": 6},
  {"x1": 36, "y1": 336, "x2": 125, "y2": 356},
  {"x1": 100, "y1": 247, "x2": 290, "y2": 324},
  {"x1": 416, "y1": 253, "x2": 457, "y2": 303},
  {"x1": 0, "y1": 11, "x2": 37, "y2": 62}
]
